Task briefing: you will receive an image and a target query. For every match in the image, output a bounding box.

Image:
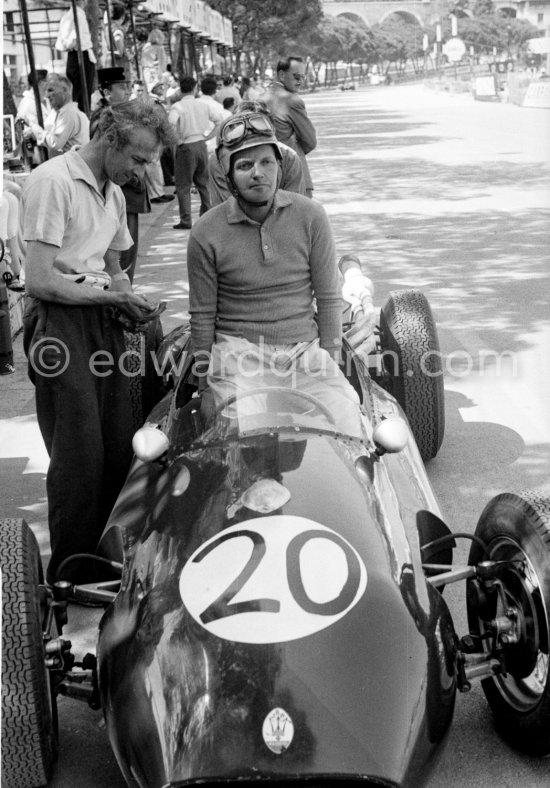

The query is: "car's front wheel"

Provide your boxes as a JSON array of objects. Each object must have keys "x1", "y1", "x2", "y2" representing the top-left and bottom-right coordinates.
[
  {"x1": 378, "y1": 289, "x2": 445, "y2": 461},
  {"x1": 467, "y1": 492, "x2": 550, "y2": 755},
  {"x1": 1, "y1": 518, "x2": 58, "y2": 787}
]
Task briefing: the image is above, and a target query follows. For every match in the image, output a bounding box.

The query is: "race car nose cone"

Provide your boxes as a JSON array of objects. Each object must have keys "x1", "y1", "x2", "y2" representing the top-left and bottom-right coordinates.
[
  {"x1": 132, "y1": 424, "x2": 170, "y2": 462},
  {"x1": 373, "y1": 416, "x2": 409, "y2": 454}
]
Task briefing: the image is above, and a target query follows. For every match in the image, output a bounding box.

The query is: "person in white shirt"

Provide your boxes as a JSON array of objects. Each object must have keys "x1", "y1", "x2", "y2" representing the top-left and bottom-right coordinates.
[
  {"x1": 215, "y1": 75, "x2": 241, "y2": 107},
  {"x1": 55, "y1": 0, "x2": 96, "y2": 113},
  {"x1": 168, "y1": 76, "x2": 223, "y2": 230},
  {"x1": 24, "y1": 74, "x2": 90, "y2": 158},
  {"x1": 197, "y1": 76, "x2": 226, "y2": 155},
  {"x1": 16, "y1": 69, "x2": 49, "y2": 127}
]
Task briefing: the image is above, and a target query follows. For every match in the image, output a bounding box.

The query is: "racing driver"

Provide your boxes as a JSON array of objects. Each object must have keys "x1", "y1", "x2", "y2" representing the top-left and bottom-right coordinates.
[{"x1": 186, "y1": 108, "x2": 363, "y2": 433}]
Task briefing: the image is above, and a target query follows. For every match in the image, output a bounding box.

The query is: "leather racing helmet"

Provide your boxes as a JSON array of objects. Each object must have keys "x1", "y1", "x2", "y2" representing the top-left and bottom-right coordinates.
[{"x1": 216, "y1": 111, "x2": 282, "y2": 178}]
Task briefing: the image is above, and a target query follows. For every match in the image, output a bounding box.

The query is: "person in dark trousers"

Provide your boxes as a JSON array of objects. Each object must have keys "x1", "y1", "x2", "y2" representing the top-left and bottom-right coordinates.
[
  {"x1": 21, "y1": 100, "x2": 175, "y2": 586},
  {"x1": 167, "y1": 76, "x2": 222, "y2": 230},
  {"x1": 91, "y1": 67, "x2": 151, "y2": 283},
  {"x1": 55, "y1": 0, "x2": 96, "y2": 113},
  {"x1": 265, "y1": 56, "x2": 317, "y2": 197}
]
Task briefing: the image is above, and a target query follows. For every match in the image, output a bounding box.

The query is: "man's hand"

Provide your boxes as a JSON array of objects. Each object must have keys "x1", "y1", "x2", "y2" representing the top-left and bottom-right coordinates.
[{"x1": 113, "y1": 290, "x2": 157, "y2": 323}]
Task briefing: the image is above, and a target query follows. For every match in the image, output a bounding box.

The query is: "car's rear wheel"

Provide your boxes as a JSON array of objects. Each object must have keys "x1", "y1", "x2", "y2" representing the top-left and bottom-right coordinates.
[
  {"x1": 467, "y1": 492, "x2": 550, "y2": 755},
  {"x1": 378, "y1": 289, "x2": 444, "y2": 461},
  {"x1": 1, "y1": 518, "x2": 58, "y2": 786}
]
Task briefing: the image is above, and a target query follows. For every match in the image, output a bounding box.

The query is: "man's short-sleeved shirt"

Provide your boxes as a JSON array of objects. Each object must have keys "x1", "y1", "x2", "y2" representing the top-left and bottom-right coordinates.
[
  {"x1": 168, "y1": 95, "x2": 222, "y2": 144},
  {"x1": 42, "y1": 102, "x2": 90, "y2": 156},
  {"x1": 22, "y1": 150, "x2": 132, "y2": 276}
]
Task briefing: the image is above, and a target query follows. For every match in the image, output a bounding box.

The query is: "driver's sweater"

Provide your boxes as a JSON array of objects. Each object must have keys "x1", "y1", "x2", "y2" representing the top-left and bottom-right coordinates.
[{"x1": 187, "y1": 190, "x2": 342, "y2": 357}]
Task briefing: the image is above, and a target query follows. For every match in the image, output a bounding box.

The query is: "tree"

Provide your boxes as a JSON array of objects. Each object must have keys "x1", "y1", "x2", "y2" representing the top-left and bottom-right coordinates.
[
  {"x1": 208, "y1": 0, "x2": 323, "y2": 74},
  {"x1": 371, "y1": 17, "x2": 424, "y2": 74},
  {"x1": 430, "y1": 14, "x2": 541, "y2": 57}
]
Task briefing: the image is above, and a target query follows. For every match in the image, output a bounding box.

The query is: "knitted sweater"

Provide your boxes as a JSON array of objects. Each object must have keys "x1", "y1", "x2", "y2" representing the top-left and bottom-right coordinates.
[{"x1": 187, "y1": 190, "x2": 342, "y2": 355}]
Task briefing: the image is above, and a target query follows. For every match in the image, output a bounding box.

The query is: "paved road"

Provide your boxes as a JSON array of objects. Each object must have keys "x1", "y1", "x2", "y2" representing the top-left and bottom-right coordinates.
[{"x1": 1, "y1": 82, "x2": 549, "y2": 787}]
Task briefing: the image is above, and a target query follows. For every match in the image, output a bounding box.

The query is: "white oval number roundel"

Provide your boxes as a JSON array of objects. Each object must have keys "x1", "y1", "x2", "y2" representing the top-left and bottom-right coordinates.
[{"x1": 179, "y1": 515, "x2": 367, "y2": 643}]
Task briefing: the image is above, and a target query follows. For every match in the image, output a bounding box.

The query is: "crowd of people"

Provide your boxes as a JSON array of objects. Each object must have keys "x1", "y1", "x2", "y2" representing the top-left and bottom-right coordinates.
[{"x1": 4, "y1": 50, "x2": 376, "y2": 593}]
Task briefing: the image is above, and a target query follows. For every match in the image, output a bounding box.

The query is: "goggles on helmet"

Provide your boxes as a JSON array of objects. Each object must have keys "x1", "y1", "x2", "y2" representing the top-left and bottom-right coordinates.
[{"x1": 219, "y1": 112, "x2": 274, "y2": 147}]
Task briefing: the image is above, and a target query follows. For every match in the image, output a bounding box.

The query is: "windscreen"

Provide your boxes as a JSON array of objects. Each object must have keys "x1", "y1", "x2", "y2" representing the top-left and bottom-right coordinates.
[{"x1": 194, "y1": 383, "x2": 366, "y2": 445}]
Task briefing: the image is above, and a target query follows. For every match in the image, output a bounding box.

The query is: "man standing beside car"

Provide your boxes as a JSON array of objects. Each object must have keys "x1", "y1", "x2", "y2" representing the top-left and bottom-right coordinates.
[
  {"x1": 265, "y1": 56, "x2": 317, "y2": 197},
  {"x1": 22, "y1": 100, "x2": 175, "y2": 586}
]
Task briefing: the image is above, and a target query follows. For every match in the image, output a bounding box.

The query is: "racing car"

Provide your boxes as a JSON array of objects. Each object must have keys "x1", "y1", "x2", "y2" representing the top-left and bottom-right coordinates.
[{"x1": 2, "y1": 267, "x2": 549, "y2": 788}]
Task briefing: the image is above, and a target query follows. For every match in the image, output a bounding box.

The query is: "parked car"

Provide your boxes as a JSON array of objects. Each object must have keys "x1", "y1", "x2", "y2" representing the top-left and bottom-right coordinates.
[{"x1": 2, "y1": 274, "x2": 549, "y2": 788}]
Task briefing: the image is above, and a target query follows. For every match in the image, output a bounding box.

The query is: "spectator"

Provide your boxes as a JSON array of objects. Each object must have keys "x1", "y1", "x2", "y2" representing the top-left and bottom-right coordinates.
[
  {"x1": 131, "y1": 79, "x2": 146, "y2": 99},
  {"x1": 55, "y1": 0, "x2": 96, "y2": 113},
  {"x1": 149, "y1": 82, "x2": 175, "y2": 189},
  {"x1": 23, "y1": 74, "x2": 89, "y2": 158},
  {"x1": 150, "y1": 81, "x2": 166, "y2": 105},
  {"x1": 265, "y1": 56, "x2": 317, "y2": 197},
  {"x1": 165, "y1": 72, "x2": 180, "y2": 101},
  {"x1": 197, "y1": 76, "x2": 226, "y2": 154},
  {"x1": 16, "y1": 69, "x2": 50, "y2": 169},
  {"x1": 91, "y1": 67, "x2": 155, "y2": 282},
  {"x1": 0, "y1": 187, "x2": 25, "y2": 290},
  {"x1": 239, "y1": 75, "x2": 261, "y2": 101},
  {"x1": 141, "y1": 29, "x2": 167, "y2": 92},
  {"x1": 222, "y1": 96, "x2": 237, "y2": 114},
  {"x1": 21, "y1": 99, "x2": 175, "y2": 586},
  {"x1": 108, "y1": 4, "x2": 132, "y2": 77},
  {"x1": 216, "y1": 75, "x2": 241, "y2": 106},
  {"x1": 94, "y1": 66, "x2": 130, "y2": 109},
  {"x1": 208, "y1": 102, "x2": 305, "y2": 206},
  {"x1": 16, "y1": 69, "x2": 49, "y2": 127},
  {"x1": 187, "y1": 113, "x2": 360, "y2": 433},
  {"x1": 168, "y1": 76, "x2": 222, "y2": 230}
]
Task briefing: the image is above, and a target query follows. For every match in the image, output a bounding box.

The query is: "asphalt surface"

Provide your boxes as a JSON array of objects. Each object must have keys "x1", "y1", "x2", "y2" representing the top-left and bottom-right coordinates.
[{"x1": 1, "y1": 82, "x2": 549, "y2": 788}]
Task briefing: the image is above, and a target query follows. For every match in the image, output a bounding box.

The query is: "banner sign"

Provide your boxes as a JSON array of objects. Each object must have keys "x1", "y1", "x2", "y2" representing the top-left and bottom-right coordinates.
[
  {"x1": 223, "y1": 16, "x2": 234, "y2": 48},
  {"x1": 194, "y1": 0, "x2": 209, "y2": 37},
  {"x1": 527, "y1": 37, "x2": 550, "y2": 54},
  {"x1": 210, "y1": 9, "x2": 224, "y2": 44},
  {"x1": 523, "y1": 80, "x2": 550, "y2": 108},
  {"x1": 178, "y1": 0, "x2": 192, "y2": 28}
]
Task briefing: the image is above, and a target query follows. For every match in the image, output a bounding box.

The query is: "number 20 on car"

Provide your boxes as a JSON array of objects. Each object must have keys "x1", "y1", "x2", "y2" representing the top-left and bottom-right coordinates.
[{"x1": 179, "y1": 515, "x2": 368, "y2": 644}]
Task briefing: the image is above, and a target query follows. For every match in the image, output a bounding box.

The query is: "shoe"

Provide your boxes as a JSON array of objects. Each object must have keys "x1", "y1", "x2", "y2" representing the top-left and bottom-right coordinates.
[
  {"x1": 151, "y1": 195, "x2": 175, "y2": 203},
  {"x1": 173, "y1": 222, "x2": 192, "y2": 230}
]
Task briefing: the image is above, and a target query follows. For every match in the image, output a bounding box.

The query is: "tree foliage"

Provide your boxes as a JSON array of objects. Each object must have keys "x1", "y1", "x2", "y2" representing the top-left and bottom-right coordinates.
[
  {"x1": 370, "y1": 16, "x2": 424, "y2": 72},
  {"x1": 427, "y1": 14, "x2": 541, "y2": 56},
  {"x1": 309, "y1": 15, "x2": 373, "y2": 64},
  {"x1": 208, "y1": 0, "x2": 323, "y2": 73}
]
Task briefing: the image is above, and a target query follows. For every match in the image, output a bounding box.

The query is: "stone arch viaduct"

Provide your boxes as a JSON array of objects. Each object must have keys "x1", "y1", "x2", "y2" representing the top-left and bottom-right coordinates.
[{"x1": 322, "y1": 0, "x2": 519, "y2": 29}]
